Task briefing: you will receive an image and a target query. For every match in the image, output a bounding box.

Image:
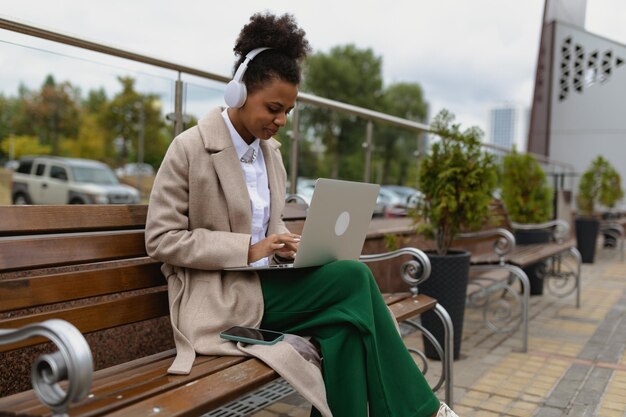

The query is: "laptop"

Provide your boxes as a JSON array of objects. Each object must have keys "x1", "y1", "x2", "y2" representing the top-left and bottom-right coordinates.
[{"x1": 225, "y1": 178, "x2": 380, "y2": 271}]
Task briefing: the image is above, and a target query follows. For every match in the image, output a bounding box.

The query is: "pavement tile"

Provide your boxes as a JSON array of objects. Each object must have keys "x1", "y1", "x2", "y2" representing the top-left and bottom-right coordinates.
[
  {"x1": 507, "y1": 407, "x2": 534, "y2": 417},
  {"x1": 474, "y1": 411, "x2": 500, "y2": 417},
  {"x1": 480, "y1": 401, "x2": 508, "y2": 413},
  {"x1": 451, "y1": 405, "x2": 475, "y2": 415},
  {"x1": 463, "y1": 390, "x2": 490, "y2": 400},
  {"x1": 602, "y1": 401, "x2": 626, "y2": 411},
  {"x1": 533, "y1": 406, "x2": 563, "y2": 417},
  {"x1": 596, "y1": 407, "x2": 624, "y2": 417}
]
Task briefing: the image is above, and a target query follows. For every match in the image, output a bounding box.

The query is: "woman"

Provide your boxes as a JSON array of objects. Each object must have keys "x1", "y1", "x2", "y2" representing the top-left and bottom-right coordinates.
[{"x1": 146, "y1": 12, "x2": 455, "y2": 417}]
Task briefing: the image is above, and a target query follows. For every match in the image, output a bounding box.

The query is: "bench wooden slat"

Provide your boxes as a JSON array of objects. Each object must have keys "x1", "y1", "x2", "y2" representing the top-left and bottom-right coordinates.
[
  {"x1": 0, "y1": 231, "x2": 147, "y2": 272},
  {"x1": 382, "y1": 292, "x2": 412, "y2": 305},
  {"x1": 0, "y1": 291, "x2": 169, "y2": 352},
  {"x1": 76, "y1": 357, "x2": 247, "y2": 417},
  {"x1": 471, "y1": 238, "x2": 577, "y2": 268},
  {"x1": 0, "y1": 261, "x2": 162, "y2": 312},
  {"x1": 1, "y1": 350, "x2": 180, "y2": 413},
  {"x1": 8, "y1": 355, "x2": 241, "y2": 417},
  {"x1": 508, "y1": 239, "x2": 576, "y2": 267},
  {"x1": 104, "y1": 358, "x2": 278, "y2": 417},
  {"x1": 0, "y1": 205, "x2": 147, "y2": 235},
  {"x1": 388, "y1": 294, "x2": 437, "y2": 322}
]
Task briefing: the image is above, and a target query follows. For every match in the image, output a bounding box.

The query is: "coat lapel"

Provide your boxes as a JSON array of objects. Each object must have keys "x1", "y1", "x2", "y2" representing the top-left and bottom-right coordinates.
[
  {"x1": 261, "y1": 139, "x2": 284, "y2": 235},
  {"x1": 198, "y1": 108, "x2": 251, "y2": 234},
  {"x1": 212, "y1": 149, "x2": 251, "y2": 234}
]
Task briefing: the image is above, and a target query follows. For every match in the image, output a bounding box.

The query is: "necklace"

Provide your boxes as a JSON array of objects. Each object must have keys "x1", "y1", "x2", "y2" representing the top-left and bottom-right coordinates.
[{"x1": 240, "y1": 148, "x2": 257, "y2": 164}]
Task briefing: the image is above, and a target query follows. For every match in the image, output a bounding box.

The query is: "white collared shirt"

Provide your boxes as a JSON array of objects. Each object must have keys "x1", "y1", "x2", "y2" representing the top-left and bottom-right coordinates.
[{"x1": 221, "y1": 109, "x2": 271, "y2": 266}]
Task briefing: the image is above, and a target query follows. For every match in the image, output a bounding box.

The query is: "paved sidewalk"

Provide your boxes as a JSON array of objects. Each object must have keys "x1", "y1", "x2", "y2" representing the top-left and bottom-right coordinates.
[{"x1": 243, "y1": 247, "x2": 626, "y2": 417}]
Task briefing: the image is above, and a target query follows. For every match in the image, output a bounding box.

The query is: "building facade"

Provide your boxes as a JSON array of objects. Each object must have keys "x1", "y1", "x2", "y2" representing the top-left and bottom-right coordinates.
[{"x1": 488, "y1": 105, "x2": 529, "y2": 151}]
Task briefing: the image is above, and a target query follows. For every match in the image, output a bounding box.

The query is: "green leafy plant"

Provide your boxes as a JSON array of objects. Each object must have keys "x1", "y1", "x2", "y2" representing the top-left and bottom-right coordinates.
[
  {"x1": 577, "y1": 156, "x2": 624, "y2": 216},
  {"x1": 411, "y1": 109, "x2": 498, "y2": 255},
  {"x1": 501, "y1": 149, "x2": 553, "y2": 223}
]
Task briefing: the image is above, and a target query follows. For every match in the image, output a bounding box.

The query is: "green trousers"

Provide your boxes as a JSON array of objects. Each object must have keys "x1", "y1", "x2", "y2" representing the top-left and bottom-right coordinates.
[{"x1": 260, "y1": 260, "x2": 440, "y2": 417}]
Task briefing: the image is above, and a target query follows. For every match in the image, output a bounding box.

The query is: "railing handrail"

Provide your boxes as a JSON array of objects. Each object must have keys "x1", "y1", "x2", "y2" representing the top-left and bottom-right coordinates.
[{"x1": 0, "y1": 15, "x2": 574, "y2": 170}]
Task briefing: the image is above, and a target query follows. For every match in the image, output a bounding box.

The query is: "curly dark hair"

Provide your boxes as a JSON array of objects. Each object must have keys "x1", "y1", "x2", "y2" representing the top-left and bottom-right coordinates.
[{"x1": 233, "y1": 12, "x2": 311, "y2": 93}]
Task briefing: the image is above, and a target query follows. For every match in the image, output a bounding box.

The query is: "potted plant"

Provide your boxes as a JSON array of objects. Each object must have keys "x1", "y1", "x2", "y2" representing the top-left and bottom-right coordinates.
[
  {"x1": 411, "y1": 109, "x2": 498, "y2": 359},
  {"x1": 500, "y1": 149, "x2": 553, "y2": 295},
  {"x1": 576, "y1": 156, "x2": 624, "y2": 262}
]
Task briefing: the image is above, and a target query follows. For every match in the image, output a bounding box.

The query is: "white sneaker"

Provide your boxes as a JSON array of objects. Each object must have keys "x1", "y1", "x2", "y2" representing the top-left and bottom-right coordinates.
[{"x1": 436, "y1": 403, "x2": 459, "y2": 417}]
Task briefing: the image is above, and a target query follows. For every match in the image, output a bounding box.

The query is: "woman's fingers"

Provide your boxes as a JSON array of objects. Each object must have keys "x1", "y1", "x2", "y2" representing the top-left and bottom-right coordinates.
[
  {"x1": 277, "y1": 233, "x2": 301, "y2": 243},
  {"x1": 270, "y1": 242, "x2": 286, "y2": 251}
]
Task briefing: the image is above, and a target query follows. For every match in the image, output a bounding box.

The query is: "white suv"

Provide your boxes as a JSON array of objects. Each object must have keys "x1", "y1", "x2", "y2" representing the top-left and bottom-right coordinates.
[{"x1": 12, "y1": 156, "x2": 140, "y2": 205}]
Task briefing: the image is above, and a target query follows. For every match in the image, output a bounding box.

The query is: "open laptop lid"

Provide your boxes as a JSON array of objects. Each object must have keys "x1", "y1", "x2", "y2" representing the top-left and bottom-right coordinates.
[
  {"x1": 225, "y1": 178, "x2": 380, "y2": 270},
  {"x1": 293, "y1": 178, "x2": 379, "y2": 267}
]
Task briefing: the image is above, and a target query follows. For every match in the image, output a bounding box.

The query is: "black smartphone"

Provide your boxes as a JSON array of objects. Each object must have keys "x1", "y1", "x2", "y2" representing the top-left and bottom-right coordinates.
[{"x1": 219, "y1": 326, "x2": 285, "y2": 345}]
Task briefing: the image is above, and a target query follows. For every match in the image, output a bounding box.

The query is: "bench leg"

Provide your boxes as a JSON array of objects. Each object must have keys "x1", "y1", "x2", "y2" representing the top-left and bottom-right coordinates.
[
  {"x1": 435, "y1": 303, "x2": 454, "y2": 408},
  {"x1": 404, "y1": 303, "x2": 454, "y2": 409},
  {"x1": 568, "y1": 247, "x2": 582, "y2": 309},
  {"x1": 543, "y1": 249, "x2": 582, "y2": 308},
  {"x1": 468, "y1": 264, "x2": 529, "y2": 353}
]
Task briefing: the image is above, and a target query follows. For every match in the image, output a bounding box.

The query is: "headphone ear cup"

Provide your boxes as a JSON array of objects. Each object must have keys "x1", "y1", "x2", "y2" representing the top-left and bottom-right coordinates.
[{"x1": 224, "y1": 80, "x2": 247, "y2": 108}]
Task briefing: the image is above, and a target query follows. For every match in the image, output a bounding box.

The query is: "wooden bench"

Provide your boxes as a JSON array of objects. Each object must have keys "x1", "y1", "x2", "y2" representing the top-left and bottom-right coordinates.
[
  {"x1": 0, "y1": 205, "x2": 453, "y2": 416},
  {"x1": 455, "y1": 200, "x2": 582, "y2": 353}
]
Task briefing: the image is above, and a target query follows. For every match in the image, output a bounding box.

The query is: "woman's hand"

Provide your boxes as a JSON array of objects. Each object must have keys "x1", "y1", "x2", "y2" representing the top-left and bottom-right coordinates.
[{"x1": 247, "y1": 233, "x2": 300, "y2": 264}]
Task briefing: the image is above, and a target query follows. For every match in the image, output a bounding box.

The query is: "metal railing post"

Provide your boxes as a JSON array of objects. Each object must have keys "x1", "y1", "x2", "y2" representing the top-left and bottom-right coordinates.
[
  {"x1": 289, "y1": 104, "x2": 300, "y2": 195},
  {"x1": 363, "y1": 120, "x2": 373, "y2": 183},
  {"x1": 174, "y1": 73, "x2": 184, "y2": 136}
]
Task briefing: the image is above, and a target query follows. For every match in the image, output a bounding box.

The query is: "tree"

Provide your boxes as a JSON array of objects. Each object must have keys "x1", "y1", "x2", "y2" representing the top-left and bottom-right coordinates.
[
  {"x1": 0, "y1": 94, "x2": 21, "y2": 160},
  {"x1": 375, "y1": 82, "x2": 428, "y2": 185},
  {"x1": 59, "y1": 113, "x2": 108, "y2": 160},
  {"x1": 303, "y1": 45, "x2": 383, "y2": 179},
  {"x1": 0, "y1": 135, "x2": 51, "y2": 158},
  {"x1": 83, "y1": 88, "x2": 108, "y2": 114},
  {"x1": 102, "y1": 77, "x2": 167, "y2": 167},
  {"x1": 17, "y1": 75, "x2": 81, "y2": 154}
]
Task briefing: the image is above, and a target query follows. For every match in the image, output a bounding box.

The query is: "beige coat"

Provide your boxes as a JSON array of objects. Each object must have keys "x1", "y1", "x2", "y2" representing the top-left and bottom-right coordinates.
[{"x1": 145, "y1": 108, "x2": 331, "y2": 416}]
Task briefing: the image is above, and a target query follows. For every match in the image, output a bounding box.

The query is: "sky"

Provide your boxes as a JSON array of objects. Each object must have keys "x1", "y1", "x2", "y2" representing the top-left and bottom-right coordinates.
[{"x1": 1, "y1": 0, "x2": 625, "y2": 136}]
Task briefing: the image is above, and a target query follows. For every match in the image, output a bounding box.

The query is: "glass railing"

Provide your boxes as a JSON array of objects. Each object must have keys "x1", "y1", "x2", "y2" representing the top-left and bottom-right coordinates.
[{"x1": 0, "y1": 16, "x2": 575, "y2": 208}]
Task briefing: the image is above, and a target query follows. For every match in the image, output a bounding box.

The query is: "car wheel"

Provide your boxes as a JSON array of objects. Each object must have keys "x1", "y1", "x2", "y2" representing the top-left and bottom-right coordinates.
[
  {"x1": 69, "y1": 198, "x2": 85, "y2": 204},
  {"x1": 13, "y1": 193, "x2": 30, "y2": 205}
]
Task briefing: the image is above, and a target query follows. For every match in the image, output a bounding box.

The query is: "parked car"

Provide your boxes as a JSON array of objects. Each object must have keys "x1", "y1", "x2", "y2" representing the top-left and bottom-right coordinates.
[
  {"x1": 375, "y1": 186, "x2": 407, "y2": 217},
  {"x1": 285, "y1": 177, "x2": 317, "y2": 206},
  {"x1": 3, "y1": 160, "x2": 19, "y2": 171},
  {"x1": 11, "y1": 156, "x2": 140, "y2": 205},
  {"x1": 383, "y1": 185, "x2": 420, "y2": 204},
  {"x1": 115, "y1": 162, "x2": 155, "y2": 177}
]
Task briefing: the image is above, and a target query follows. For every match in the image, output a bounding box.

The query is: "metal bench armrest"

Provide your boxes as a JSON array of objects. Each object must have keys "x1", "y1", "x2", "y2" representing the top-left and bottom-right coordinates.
[
  {"x1": 0, "y1": 319, "x2": 93, "y2": 417},
  {"x1": 360, "y1": 247, "x2": 431, "y2": 295},
  {"x1": 600, "y1": 222, "x2": 625, "y2": 235},
  {"x1": 285, "y1": 194, "x2": 309, "y2": 205},
  {"x1": 510, "y1": 219, "x2": 570, "y2": 243},
  {"x1": 456, "y1": 228, "x2": 516, "y2": 264}
]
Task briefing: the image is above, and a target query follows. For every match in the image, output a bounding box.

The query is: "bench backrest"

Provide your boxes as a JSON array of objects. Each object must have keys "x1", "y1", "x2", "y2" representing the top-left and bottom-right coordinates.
[
  {"x1": 0, "y1": 205, "x2": 172, "y2": 396},
  {"x1": 0, "y1": 203, "x2": 313, "y2": 396}
]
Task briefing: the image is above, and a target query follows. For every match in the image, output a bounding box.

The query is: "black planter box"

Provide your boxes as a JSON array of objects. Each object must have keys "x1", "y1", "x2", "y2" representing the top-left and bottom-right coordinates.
[
  {"x1": 514, "y1": 230, "x2": 551, "y2": 295},
  {"x1": 419, "y1": 251, "x2": 470, "y2": 360},
  {"x1": 575, "y1": 217, "x2": 600, "y2": 263}
]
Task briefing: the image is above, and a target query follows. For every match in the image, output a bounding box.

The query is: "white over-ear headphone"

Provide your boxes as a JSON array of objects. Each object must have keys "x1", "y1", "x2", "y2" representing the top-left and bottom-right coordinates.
[{"x1": 224, "y1": 47, "x2": 272, "y2": 108}]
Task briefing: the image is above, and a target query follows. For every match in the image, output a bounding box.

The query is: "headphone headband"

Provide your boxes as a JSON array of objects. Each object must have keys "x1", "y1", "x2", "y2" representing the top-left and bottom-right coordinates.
[
  {"x1": 232, "y1": 47, "x2": 273, "y2": 82},
  {"x1": 224, "y1": 47, "x2": 272, "y2": 108}
]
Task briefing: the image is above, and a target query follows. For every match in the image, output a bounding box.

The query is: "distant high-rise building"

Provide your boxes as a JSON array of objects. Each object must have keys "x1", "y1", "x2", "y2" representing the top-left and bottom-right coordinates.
[{"x1": 488, "y1": 105, "x2": 529, "y2": 150}]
